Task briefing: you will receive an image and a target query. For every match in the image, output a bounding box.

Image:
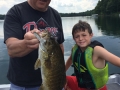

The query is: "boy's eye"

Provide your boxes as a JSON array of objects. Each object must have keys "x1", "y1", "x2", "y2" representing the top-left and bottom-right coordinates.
[
  {"x1": 83, "y1": 34, "x2": 86, "y2": 36},
  {"x1": 75, "y1": 35, "x2": 79, "y2": 38}
]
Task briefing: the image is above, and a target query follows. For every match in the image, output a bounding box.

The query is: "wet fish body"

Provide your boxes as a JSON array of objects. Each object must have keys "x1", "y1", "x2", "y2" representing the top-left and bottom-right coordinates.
[{"x1": 34, "y1": 31, "x2": 66, "y2": 90}]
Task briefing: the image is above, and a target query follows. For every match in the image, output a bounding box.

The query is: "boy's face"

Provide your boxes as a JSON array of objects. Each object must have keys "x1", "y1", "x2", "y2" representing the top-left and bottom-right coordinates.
[{"x1": 73, "y1": 29, "x2": 93, "y2": 48}]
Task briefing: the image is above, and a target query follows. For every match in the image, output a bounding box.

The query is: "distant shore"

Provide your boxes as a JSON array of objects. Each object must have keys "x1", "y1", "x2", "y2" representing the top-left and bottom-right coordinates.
[{"x1": 0, "y1": 13, "x2": 120, "y2": 20}]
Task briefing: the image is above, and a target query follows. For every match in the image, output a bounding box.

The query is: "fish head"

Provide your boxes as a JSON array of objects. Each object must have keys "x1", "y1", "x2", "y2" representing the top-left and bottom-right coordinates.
[{"x1": 39, "y1": 30, "x2": 56, "y2": 54}]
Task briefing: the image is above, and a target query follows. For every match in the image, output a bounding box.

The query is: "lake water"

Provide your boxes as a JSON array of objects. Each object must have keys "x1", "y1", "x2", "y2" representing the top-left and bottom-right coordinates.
[{"x1": 0, "y1": 16, "x2": 120, "y2": 84}]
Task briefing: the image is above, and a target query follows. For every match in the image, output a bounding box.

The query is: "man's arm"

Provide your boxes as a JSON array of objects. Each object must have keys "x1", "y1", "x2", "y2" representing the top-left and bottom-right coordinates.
[{"x1": 5, "y1": 30, "x2": 40, "y2": 58}]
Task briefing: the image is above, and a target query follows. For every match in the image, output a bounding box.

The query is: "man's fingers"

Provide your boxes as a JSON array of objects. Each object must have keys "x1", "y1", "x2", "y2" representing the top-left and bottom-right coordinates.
[
  {"x1": 24, "y1": 28, "x2": 42, "y2": 40},
  {"x1": 31, "y1": 29, "x2": 41, "y2": 34},
  {"x1": 25, "y1": 39, "x2": 39, "y2": 49},
  {"x1": 25, "y1": 39, "x2": 39, "y2": 45},
  {"x1": 27, "y1": 43, "x2": 39, "y2": 49}
]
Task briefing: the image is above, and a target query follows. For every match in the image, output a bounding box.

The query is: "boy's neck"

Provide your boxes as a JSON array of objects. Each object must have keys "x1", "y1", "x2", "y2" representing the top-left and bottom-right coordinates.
[{"x1": 79, "y1": 47, "x2": 87, "y2": 52}]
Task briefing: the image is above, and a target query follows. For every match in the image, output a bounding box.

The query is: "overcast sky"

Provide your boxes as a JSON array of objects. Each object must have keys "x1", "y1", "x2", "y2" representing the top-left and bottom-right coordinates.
[{"x1": 0, "y1": 0, "x2": 99, "y2": 14}]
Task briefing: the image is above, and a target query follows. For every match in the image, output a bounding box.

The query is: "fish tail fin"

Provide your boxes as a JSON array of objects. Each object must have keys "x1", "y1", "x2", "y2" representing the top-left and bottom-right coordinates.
[{"x1": 34, "y1": 58, "x2": 41, "y2": 70}]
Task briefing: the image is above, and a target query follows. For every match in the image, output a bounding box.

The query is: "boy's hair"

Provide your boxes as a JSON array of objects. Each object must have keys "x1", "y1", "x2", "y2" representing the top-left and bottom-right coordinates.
[{"x1": 72, "y1": 20, "x2": 92, "y2": 38}]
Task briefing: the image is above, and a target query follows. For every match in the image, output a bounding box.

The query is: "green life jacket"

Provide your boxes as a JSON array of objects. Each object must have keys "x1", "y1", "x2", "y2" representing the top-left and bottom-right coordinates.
[{"x1": 72, "y1": 40, "x2": 108, "y2": 89}]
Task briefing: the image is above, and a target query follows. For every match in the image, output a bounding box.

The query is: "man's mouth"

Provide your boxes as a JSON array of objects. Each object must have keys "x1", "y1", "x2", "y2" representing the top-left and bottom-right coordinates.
[{"x1": 40, "y1": 0, "x2": 48, "y2": 2}]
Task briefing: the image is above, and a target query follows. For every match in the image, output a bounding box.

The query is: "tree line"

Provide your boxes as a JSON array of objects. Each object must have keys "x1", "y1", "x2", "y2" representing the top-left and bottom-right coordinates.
[
  {"x1": 60, "y1": 0, "x2": 120, "y2": 17},
  {"x1": 0, "y1": 15, "x2": 5, "y2": 20},
  {"x1": 0, "y1": 0, "x2": 120, "y2": 19},
  {"x1": 94, "y1": 0, "x2": 120, "y2": 15}
]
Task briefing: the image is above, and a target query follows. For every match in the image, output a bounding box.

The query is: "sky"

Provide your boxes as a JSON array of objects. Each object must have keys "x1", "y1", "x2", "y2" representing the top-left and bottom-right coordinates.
[{"x1": 0, "y1": 0, "x2": 99, "y2": 14}]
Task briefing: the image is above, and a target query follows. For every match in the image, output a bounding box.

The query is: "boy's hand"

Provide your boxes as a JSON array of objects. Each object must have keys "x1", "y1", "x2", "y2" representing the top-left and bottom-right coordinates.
[{"x1": 64, "y1": 82, "x2": 71, "y2": 90}]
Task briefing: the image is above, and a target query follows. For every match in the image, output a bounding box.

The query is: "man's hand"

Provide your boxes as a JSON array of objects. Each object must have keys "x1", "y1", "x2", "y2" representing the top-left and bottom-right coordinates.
[
  {"x1": 6, "y1": 29, "x2": 41, "y2": 57},
  {"x1": 24, "y1": 29, "x2": 41, "y2": 49}
]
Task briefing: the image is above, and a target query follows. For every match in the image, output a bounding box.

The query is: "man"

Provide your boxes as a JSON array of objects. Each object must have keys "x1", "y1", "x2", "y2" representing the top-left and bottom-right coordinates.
[{"x1": 4, "y1": 0, "x2": 64, "y2": 89}]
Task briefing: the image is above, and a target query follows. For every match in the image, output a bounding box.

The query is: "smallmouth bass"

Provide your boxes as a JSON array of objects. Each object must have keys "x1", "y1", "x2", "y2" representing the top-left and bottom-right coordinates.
[{"x1": 34, "y1": 30, "x2": 66, "y2": 90}]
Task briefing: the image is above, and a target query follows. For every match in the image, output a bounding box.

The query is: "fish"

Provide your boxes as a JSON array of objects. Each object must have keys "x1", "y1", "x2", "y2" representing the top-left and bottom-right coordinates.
[{"x1": 33, "y1": 30, "x2": 66, "y2": 90}]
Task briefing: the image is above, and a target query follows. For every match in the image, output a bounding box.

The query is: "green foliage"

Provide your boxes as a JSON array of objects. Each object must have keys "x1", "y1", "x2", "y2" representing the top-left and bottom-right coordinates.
[
  {"x1": 60, "y1": 10, "x2": 95, "y2": 17},
  {"x1": 0, "y1": 15, "x2": 5, "y2": 20},
  {"x1": 95, "y1": 0, "x2": 120, "y2": 15},
  {"x1": 60, "y1": 0, "x2": 120, "y2": 17}
]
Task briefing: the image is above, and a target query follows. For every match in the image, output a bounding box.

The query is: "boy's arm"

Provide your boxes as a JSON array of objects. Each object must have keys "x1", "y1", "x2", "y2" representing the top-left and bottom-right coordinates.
[
  {"x1": 59, "y1": 43, "x2": 64, "y2": 54},
  {"x1": 94, "y1": 46, "x2": 120, "y2": 67},
  {"x1": 65, "y1": 54, "x2": 72, "y2": 71}
]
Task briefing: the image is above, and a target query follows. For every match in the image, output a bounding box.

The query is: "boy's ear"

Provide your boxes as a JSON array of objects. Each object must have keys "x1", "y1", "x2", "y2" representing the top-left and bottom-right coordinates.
[{"x1": 91, "y1": 33, "x2": 93, "y2": 37}]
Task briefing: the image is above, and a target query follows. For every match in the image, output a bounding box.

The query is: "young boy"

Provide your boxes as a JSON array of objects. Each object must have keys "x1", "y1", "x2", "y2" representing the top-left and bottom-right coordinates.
[{"x1": 65, "y1": 20, "x2": 120, "y2": 90}]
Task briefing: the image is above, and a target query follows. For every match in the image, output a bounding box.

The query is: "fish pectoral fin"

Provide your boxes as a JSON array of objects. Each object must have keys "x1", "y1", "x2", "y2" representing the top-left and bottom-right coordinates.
[{"x1": 34, "y1": 59, "x2": 41, "y2": 70}]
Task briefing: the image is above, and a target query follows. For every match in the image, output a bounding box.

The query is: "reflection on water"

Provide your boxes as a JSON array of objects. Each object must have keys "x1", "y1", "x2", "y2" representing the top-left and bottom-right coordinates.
[
  {"x1": 62, "y1": 16, "x2": 104, "y2": 39},
  {"x1": 0, "y1": 16, "x2": 120, "y2": 84},
  {"x1": 0, "y1": 20, "x2": 4, "y2": 38},
  {"x1": 95, "y1": 16, "x2": 120, "y2": 37}
]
